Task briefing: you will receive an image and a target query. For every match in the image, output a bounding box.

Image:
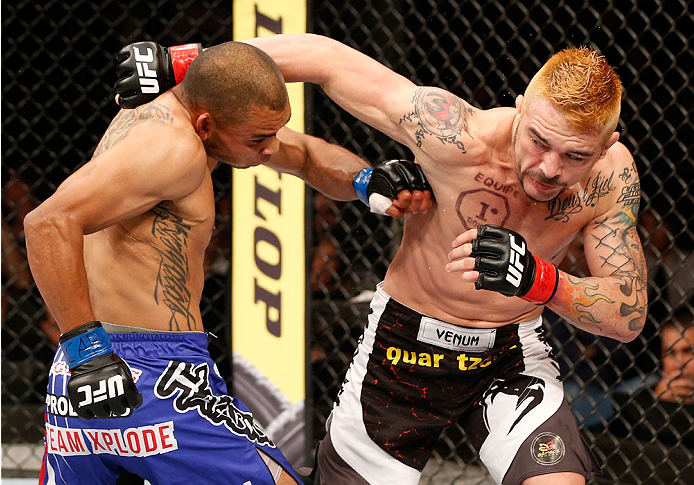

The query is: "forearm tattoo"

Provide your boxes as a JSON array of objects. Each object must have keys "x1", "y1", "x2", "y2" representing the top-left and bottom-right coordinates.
[
  {"x1": 399, "y1": 87, "x2": 475, "y2": 153},
  {"x1": 93, "y1": 104, "x2": 174, "y2": 158},
  {"x1": 151, "y1": 205, "x2": 196, "y2": 331},
  {"x1": 551, "y1": 174, "x2": 648, "y2": 340}
]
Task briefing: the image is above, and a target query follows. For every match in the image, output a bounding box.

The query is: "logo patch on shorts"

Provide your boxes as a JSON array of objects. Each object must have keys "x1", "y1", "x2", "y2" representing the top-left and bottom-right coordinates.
[
  {"x1": 154, "y1": 361, "x2": 275, "y2": 447},
  {"x1": 417, "y1": 317, "x2": 496, "y2": 351},
  {"x1": 531, "y1": 432, "x2": 565, "y2": 465}
]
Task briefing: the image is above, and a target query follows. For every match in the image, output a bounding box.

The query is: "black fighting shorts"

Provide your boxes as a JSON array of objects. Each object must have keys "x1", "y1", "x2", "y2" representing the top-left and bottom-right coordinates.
[{"x1": 319, "y1": 283, "x2": 598, "y2": 484}]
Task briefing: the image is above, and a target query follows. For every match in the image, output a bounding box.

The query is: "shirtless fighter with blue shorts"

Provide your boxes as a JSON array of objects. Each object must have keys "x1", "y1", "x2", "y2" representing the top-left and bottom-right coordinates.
[{"x1": 25, "y1": 41, "x2": 433, "y2": 485}]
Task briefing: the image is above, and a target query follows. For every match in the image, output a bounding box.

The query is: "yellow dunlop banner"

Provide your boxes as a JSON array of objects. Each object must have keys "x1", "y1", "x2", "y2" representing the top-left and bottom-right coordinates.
[{"x1": 232, "y1": 0, "x2": 308, "y2": 466}]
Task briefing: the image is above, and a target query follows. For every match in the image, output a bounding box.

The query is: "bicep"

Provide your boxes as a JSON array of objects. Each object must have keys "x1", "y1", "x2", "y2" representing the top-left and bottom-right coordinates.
[{"x1": 319, "y1": 59, "x2": 420, "y2": 146}]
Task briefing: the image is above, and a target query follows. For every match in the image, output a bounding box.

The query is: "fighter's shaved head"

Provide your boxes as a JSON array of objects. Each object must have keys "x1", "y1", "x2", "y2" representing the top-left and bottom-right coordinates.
[{"x1": 182, "y1": 41, "x2": 289, "y2": 126}]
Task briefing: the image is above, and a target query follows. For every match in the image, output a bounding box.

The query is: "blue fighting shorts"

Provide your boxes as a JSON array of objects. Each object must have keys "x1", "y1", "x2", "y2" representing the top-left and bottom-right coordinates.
[{"x1": 40, "y1": 329, "x2": 300, "y2": 485}]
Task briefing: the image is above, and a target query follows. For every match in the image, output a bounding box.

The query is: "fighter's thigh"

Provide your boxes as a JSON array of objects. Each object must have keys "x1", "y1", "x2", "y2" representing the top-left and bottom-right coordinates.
[
  {"x1": 130, "y1": 359, "x2": 293, "y2": 484},
  {"x1": 316, "y1": 427, "x2": 370, "y2": 485},
  {"x1": 40, "y1": 449, "x2": 118, "y2": 485},
  {"x1": 521, "y1": 471, "x2": 585, "y2": 484},
  {"x1": 501, "y1": 399, "x2": 597, "y2": 485}
]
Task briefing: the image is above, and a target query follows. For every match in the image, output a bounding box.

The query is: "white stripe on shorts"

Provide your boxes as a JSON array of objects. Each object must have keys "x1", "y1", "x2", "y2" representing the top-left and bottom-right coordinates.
[{"x1": 328, "y1": 283, "x2": 422, "y2": 485}]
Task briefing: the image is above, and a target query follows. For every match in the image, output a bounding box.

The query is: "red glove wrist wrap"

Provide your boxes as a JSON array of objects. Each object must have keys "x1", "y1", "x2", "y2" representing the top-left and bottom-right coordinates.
[
  {"x1": 521, "y1": 256, "x2": 559, "y2": 305},
  {"x1": 170, "y1": 44, "x2": 202, "y2": 84}
]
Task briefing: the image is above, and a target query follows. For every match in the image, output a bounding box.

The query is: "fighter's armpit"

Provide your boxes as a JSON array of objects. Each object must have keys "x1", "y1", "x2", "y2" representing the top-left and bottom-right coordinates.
[{"x1": 399, "y1": 87, "x2": 475, "y2": 153}]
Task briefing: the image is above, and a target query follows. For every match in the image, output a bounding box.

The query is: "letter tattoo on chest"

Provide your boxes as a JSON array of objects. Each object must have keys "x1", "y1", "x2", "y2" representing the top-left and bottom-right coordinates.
[
  {"x1": 456, "y1": 172, "x2": 517, "y2": 229},
  {"x1": 399, "y1": 87, "x2": 474, "y2": 153},
  {"x1": 456, "y1": 188, "x2": 511, "y2": 230},
  {"x1": 546, "y1": 171, "x2": 616, "y2": 223},
  {"x1": 151, "y1": 205, "x2": 196, "y2": 330}
]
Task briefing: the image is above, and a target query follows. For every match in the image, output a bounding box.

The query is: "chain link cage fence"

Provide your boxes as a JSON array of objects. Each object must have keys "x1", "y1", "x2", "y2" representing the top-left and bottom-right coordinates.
[{"x1": 2, "y1": 0, "x2": 693, "y2": 483}]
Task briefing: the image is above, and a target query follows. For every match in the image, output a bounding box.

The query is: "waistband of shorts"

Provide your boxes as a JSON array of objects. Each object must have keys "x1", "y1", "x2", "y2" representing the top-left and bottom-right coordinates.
[
  {"x1": 374, "y1": 281, "x2": 543, "y2": 339},
  {"x1": 70, "y1": 325, "x2": 210, "y2": 358}
]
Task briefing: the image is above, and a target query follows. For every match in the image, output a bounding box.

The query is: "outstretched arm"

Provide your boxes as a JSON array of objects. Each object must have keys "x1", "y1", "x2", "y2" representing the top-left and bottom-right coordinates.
[{"x1": 245, "y1": 34, "x2": 421, "y2": 147}]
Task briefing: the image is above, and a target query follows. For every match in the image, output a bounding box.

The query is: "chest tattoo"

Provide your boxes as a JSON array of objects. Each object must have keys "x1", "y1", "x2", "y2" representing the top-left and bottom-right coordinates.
[
  {"x1": 455, "y1": 172, "x2": 519, "y2": 229},
  {"x1": 473, "y1": 172, "x2": 520, "y2": 198},
  {"x1": 545, "y1": 170, "x2": 616, "y2": 223},
  {"x1": 456, "y1": 188, "x2": 511, "y2": 230}
]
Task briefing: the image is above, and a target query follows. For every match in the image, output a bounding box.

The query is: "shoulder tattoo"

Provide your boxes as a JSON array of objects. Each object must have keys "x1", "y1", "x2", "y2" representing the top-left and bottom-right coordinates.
[
  {"x1": 399, "y1": 87, "x2": 475, "y2": 153},
  {"x1": 93, "y1": 103, "x2": 174, "y2": 157}
]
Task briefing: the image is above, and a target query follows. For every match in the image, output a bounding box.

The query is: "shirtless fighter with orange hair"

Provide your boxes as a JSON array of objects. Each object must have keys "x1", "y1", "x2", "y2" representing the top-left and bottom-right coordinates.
[{"x1": 116, "y1": 38, "x2": 647, "y2": 485}]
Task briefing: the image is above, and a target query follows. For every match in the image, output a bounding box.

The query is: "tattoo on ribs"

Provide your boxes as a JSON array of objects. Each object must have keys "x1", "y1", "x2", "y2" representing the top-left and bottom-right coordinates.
[
  {"x1": 151, "y1": 205, "x2": 196, "y2": 330},
  {"x1": 399, "y1": 88, "x2": 474, "y2": 153},
  {"x1": 93, "y1": 103, "x2": 174, "y2": 157}
]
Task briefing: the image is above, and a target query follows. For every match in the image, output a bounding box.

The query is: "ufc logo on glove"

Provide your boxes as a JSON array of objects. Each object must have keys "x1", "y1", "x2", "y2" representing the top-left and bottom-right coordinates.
[
  {"x1": 77, "y1": 375, "x2": 126, "y2": 407},
  {"x1": 506, "y1": 234, "x2": 526, "y2": 288},
  {"x1": 133, "y1": 47, "x2": 160, "y2": 94},
  {"x1": 472, "y1": 225, "x2": 558, "y2": 305}
]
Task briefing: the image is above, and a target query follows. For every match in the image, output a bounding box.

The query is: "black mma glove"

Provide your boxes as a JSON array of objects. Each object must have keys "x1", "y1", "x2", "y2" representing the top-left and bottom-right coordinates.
[
  {"x1": 353, "y1": 160, "x2": 433, "y2": 215},
  {"x1": 471, "y1": 224, "x2": 559, "y2": 305},
  {"x1": 115, "y1": 41, "x2": 202, "y2": 109},
  {"x1": 59, "y1": 321, "x2": 142, "y2": 419}
]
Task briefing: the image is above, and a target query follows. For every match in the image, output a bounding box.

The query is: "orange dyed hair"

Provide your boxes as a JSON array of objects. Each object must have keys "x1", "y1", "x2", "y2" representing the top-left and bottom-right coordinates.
[{"x1": 526, "y1": 47, "x2": 623, "y2": 134}]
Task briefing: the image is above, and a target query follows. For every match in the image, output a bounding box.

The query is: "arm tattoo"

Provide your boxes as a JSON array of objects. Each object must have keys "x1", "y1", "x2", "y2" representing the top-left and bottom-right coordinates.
[
  {"x1": 399, "y1": 87, "x2": 475, "y2": 153},
  {"x1": 151, "y1": 205, "x2": 196, "y2": 331},
  {"x1": 552, "y1": 186, "x2": 648, "y2": 339},
  {"x1": 93, "y1": 103, "x2": 174, "y2": 157}
]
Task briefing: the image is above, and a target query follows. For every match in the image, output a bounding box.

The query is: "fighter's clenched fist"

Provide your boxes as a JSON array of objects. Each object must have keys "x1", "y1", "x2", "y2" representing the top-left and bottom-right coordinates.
[
  {"x1": 446, "y1": 224, "x2": 559, "y2": 305},
  {"x1": 115, "y1": 41, "x2": 201, "y2": 108}
]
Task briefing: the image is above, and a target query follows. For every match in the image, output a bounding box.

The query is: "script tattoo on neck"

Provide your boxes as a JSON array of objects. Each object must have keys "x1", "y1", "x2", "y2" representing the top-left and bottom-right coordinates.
[
  {"x1": 545, "y1": 171, "x2": 615, "y2": 222},
  {"x1": 399, "y1": 87, "x2": 475, "y2": 153},
  {"x1": 93, "y1": 104, "x2": 174, "y2": 158},
  {"x1": 151, "y1": 205, "x2": 196, "y2": 330}
]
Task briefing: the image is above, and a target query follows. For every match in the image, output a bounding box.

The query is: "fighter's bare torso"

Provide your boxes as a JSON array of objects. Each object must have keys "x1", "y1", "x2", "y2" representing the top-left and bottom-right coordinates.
[
  {"x1": 83, "y1": 94, "x2": 215, "y2": 332},
  {"x1": 383, "y1": 103, "x2": 622, "y2": 327}
]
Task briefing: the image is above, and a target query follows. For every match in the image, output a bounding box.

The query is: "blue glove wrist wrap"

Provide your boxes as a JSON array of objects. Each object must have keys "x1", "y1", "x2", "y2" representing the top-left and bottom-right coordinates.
[
  {"x1": 62, "y1": 325, "x2": 113, "y2": 369},
  {"x1": 353, "y1": 167, "x2": 373, "y2": 206}
]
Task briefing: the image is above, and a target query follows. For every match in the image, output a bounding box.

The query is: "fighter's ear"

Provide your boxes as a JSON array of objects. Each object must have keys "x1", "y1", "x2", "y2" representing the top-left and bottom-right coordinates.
[
  {"x1": 599, "y1": 131, "x2": 620, "y2": 159},
  {"x1": 515, "y1": 94, "x2": 524, "y2": 110},
  {"x1": 195, "y1": 112, "x2": 213, "y2": 141}
]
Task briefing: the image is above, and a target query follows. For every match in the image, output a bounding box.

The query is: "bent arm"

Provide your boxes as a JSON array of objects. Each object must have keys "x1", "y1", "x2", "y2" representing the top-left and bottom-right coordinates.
[
  {"x1": 267, "y1": 127, "x2": 368, "y2": 201},
  {"x1": 547, "y1": 152, "x2": 648, "y2": 342},
  {"x1": 24, "y1": 118, "x2": 206, "y2": 334}
]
